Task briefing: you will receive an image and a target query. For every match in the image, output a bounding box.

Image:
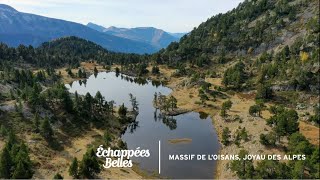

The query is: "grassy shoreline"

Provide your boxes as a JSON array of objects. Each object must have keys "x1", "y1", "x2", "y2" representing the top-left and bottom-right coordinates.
[
  {"x1": 58, "y1": 63, "x2": 319, "y2": 179},
  {"x1": 146, "y1": 65, "x2": 319, "y2": 179}
]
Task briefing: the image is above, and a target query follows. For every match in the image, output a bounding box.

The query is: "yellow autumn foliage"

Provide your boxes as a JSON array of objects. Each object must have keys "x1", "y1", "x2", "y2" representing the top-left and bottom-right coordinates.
[
  {"x1": 247, "y1": 47, "x2": 254, "y2": 54},
  {"x1": 300, "y1": 51, "x2": 309, "y2": 63}
]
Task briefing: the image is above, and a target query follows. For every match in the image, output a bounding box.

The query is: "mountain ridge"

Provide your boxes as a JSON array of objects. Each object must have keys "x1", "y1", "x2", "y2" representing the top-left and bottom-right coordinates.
[
  {"x1": 86, "y1": 22, "x2": 186, "y2": 50},
  {"x1": 0, "y1": 4, "x2": 157, "y2": 54},
  {"x1": 0, "y1": 4, "x2": 17, "y2": 12}
]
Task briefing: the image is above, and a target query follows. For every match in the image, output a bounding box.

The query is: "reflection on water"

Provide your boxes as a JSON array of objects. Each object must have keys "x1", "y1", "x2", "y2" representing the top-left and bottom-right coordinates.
[
  {"x1": 156, "y1": 112, "x2": 177, "y2": 130},
  {"x1": 66, "y1": 72, "x2": 220, "y2": 179}
]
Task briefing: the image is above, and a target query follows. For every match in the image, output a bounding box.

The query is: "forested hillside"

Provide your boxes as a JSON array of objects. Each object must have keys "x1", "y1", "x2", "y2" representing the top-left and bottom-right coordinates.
[
  {"x1": 155, "y1": 0, "x2": 319, "y2": 93},
  {"x1": 144, "y1": 0, "x2": 319, "y2": 178},
  {"x1": 0, "y1": 37, "x2": 143, "y2": 178},
  {"x1": 0, "y1": 37, "x2": 148, "y2": 68}
]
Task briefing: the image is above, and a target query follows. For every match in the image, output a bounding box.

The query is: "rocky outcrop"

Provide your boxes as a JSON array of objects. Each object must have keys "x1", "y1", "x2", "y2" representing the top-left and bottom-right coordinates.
[
  {"x1": 272, "y1": 83, "x2": 319, "y2": 94},
  {"x1": 177, "y1": 78, "x2": 206, "y2": 88},
  {"x1": 271, "y1": 84, "x2": 296, "y2": 91}
]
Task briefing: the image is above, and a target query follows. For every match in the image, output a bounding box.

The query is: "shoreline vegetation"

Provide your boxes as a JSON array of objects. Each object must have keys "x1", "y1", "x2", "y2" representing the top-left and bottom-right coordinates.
[
  {"x1": 55, "y1": 63, "x2": 167, "y2": 179},
  {"x1": 0, "y1": 57, "x2": 318, "y2": 178},
  {"x1": 56, "y1": 61, "x2": 319, "y2": 179},
  {"x1": 153, "y1": 102, "x2": 189, "y2": 116},
  {"x1": 0, "y1": 61, "x2": 161, "y2": 179}
]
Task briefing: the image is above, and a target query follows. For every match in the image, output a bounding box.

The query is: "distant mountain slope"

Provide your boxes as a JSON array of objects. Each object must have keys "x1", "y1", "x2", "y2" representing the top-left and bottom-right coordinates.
[
  {"x1": 0, "y1": 4, "x2": 157, "y2": 54},
  {"x1": 87, "y1": 22, "x2": 185, "y2": 50},
  {"x1": 160, "y1": 0, "x2": 319, "y2": 61},
  {"x1": 157, "y1": 0, "x2": 319, "y2": 93},
  {"x1": 168, "y1": 32, "x2": 187, "y2": 39}
]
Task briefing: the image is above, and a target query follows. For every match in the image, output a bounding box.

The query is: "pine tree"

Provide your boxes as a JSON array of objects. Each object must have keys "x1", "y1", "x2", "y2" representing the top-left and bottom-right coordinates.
[
  {"x1": 103, "y1": 131, "x2": 112, "y2": 145},
  {"x1": 95, "y1": 91, "x2": 104, "y2": 110},
  {"x1": 78, "y1": 148, "x2": 100, "y2": 178},
  {"x1": 77, "y1": 69, "x2": 83, "y2": 78},
  {"x1": 0, "y1": 133, "x2": 33, "y2": 179},
  {"x1": 255, "y1": 160, "x2": 291, "y2": 179},
  {"x1": 29, "y1": 84, "x2": 41, "y2": 107},
  {"x1": 0, "y1": 147, "x2": 12, "y2": 178},
  {"x1": 67, "y1": 68, "x2": 73, "y2": 77},
  {"x1": 115, "y1": 67, "x2": 120, "y2": 76},
  {"x1": 168, "y1": 96, "x2": 177, "y2": 111},
  {"x1": 40, "y1": 117, "x2": 54, "y2": 140},
  {"x1": 53, "y1": 173, "x2": 63, "y2": 179},
  {"x1": 249, "y1": 105, "x2": 262, "y2": 117},
  {"x1": 93, "y1": 67, "x2": 98, "y2": 77},
  {"x1": 256, "y1": 83, "x2": 273, "y2": 100},
  {"x1": 62, "y1": 90, "x2": 73, "y2": 113},
  {"x1": 129, "y1": 93, "x2": 139, "y2": 113},
  {"x1": 14, "y1": 143, "x2": 33, "y2": 178},
  {"x1": 221, "y1": 100, "x2": 232, "y2": 118},
  {"x1": 34, "y1": 113, "x2": 40, "y2": 133},
  {"x1": 222, "y1": 100, "x2": 232, "y2": 110},
  {"x1": 69, "y1": 157, "x2": 79, "y2": 178},
  {"x1": 12, "y1": 160, "x2": 29, "y2": 179},
  {"x1": 84, "y1": 93, "x2": 93, "y2": 114},
  {"x1": 118, "y1": 104, "x2": 127, "y2": 117},
  {"x1": 230, "y1": 149, "x2": 255, "y2": 179},
  {"x1": 7, "y1": 130, "x2": 17, "y2": 150},
  {"x1": 108, "y1": 101, "x2": 115, "y2": 115},
  {"x1": 0, "y1": 125, "x2": 7, "y2": 137},
  {"x1": 151, "y1": 66, "x2": 160, "y2": 74},
  {"x1": 222, "y1": 127, "x2": 231, "y2": 145},
  {"x1": 223, "y1": 62, "x2": 245, "y2": 89}
]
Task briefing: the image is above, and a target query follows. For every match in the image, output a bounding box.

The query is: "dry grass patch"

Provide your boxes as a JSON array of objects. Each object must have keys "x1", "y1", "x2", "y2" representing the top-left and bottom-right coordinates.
[
  {"x1": 205, "y1": 77, "x2": 223, "y2": 87},
  {"x1": 299, "y1": 121, "x2": 319, "y2": 145},
  {"x1": 28, "y1": 128, "x2": 140, "y2": 179},
  {"x1": 168, "y1": 138, "x2": 192, "y2": 144}
]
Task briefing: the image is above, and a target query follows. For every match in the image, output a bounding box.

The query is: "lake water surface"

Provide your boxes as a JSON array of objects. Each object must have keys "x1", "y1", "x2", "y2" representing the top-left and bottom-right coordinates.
[{"x1": 65, "y1": 72, "x2": 220, "y2": 179}]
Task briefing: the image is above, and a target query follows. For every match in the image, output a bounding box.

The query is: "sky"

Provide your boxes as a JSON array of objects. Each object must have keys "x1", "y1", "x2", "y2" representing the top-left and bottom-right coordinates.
[{"x1": 0, "y1": 0, "x2": 243, "y2": 33}]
